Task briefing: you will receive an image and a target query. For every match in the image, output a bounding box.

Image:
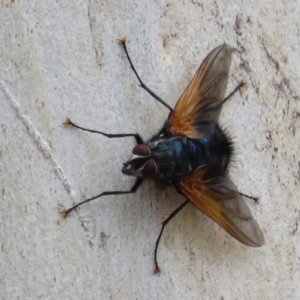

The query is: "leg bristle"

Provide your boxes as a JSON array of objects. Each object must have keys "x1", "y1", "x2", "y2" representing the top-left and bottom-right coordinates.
[
  {"x1": 63, "y1": 117, "x2": 71, "y2": 126},
  {"x1": 117, "y1": 37, "x2": 126, "y2": 45},
  {"x1": 239, "y1": 79, "x2": 246, "y2": 86},
  {"x1": 153, "y1": 267, "x2": 161, "y2": 275},
  {"x1": 59, "y1": 209, "x2": 69, "y2": 219}
]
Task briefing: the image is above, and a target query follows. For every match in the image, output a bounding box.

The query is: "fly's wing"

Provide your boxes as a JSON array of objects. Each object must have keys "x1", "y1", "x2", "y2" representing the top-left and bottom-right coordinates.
[
  {"x1": 179, "y1": 167, "x2": 264, "y2": 247},
  {"x1": 168, "y1": 44, "x2": 232, "y2": 139}
]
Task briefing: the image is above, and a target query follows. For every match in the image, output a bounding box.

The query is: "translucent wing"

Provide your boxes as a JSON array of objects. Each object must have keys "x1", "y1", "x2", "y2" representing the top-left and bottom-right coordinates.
[
  {"x1": 168, "y1": 44, "x2": 232, "y2": 139},
  {"x1": 179, "y1": 167, "x2": 264, "y2": 247}
]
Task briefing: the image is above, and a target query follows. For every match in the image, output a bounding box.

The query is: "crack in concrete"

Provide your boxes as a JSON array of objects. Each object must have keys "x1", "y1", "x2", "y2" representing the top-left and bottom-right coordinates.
[
  {"x1": 0, "y1": 81, "x2": 75, "y2": 200},
  {"x1": 262, "y1": 44, "x2": 280, "y2": 71},
  {"x1": 87, "y1": 0, "x2": 102, "y2": 67},
  {"x1": 0, "y1": 81, "x2": 94, "y2": 241}
]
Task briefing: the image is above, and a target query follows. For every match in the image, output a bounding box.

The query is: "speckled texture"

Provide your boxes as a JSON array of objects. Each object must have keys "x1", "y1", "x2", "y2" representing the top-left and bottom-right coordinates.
[{"x1": 1, "y1": 0, "x2": 300, "y2": 299}]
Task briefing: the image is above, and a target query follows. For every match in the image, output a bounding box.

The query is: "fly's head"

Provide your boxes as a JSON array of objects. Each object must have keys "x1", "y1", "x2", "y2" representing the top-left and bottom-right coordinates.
[{"x1": 122, "y1": 144, "x2": 157, "y2": 178}]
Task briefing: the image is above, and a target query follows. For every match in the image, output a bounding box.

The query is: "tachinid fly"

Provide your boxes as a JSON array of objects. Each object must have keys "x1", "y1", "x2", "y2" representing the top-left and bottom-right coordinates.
[{"x1": 62, "y1": 38, "x2": 264, "y2": 273}]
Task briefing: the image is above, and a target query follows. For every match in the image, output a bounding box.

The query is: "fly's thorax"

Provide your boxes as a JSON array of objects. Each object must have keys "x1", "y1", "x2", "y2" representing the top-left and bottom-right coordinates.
[
  {"x1": 148, "y1": 136, "x2": 192, "y2": 179},
  {"x1": 122, "y1": 127, "x2": 232, "y2": 180},
  {"x1": 122, "y1": 144, "x2": 157, "y2": 178}
]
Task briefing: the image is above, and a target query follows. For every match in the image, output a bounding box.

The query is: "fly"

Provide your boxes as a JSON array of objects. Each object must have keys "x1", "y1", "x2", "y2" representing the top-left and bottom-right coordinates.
[{"x1": 61, "y1": 38, "x2": 264, "y2": 273}]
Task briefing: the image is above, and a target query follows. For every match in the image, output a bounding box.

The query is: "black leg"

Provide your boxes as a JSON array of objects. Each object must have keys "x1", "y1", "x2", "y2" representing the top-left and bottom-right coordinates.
[
  {"x1": 64, "y1": 117, "x2": 143, "y2": 144},
  {"x1": 218, "y1": 81, "x2": 245, "y2": 107},
  {"x1": 200, "y1": 81, "x2": 245, "y2": 116},
  {"x1": 118, "y1": 38, "x2": 173, "y2": 112},
  {"x1": 237, "y1": 191, "x2": 258, "y2": 202},
  {"x1": 222, "y1": 185, "x2": 258, "y2": 203},
  {"x1": 61, "y1": 177, "x2": 144, "y2": 218},
  {"x1": 154, "y1": 199, "x2": 190, "y2": 274}
]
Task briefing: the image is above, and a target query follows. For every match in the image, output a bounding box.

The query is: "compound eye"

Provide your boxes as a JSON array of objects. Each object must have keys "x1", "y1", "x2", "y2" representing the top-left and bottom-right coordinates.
[
  {"x1": 132, "y1": 144, "x2": 151, "y2": 156},
  {"x1": 142, "y1": 160, "x2": 157, "y2": 178}
]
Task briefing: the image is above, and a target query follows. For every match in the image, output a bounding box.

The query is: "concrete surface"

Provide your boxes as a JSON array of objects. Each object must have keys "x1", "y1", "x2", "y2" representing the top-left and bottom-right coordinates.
[{"x1": 1, "y1": 0, "x2": 300, "y2": 299}]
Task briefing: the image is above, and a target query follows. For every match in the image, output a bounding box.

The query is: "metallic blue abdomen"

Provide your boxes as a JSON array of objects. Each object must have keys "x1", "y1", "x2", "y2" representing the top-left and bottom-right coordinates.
[{"x1": 148, "y1": 124, "x2": 231, "y2": 182}]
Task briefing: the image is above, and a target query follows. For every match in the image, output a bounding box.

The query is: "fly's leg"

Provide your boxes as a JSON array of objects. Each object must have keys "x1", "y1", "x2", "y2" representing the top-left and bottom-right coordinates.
[
  {"x1": 217, "y1": 80, "x2": 245, "y2": 108},
  {"x1": 61, "y1": 177, "x2": 144, "y2": 218},
  {"x1": 62, "y1": 118, "x2": 144, "y2": 216},
  {"x1": 237, "y1": 191, "x2": 258, "y2": 202},
  {"x1": 222, "y1": 184, "x2": 259, "y2": 203},
  {"x1": 154, "y1": 199, "x2": 190, "y2": 274},
  {"x1": 118, "y1": 38, "x2": 173, "y2": 112},
  {"x1": 64, "y1": 117, "x2": 143, "y2": 144},
  {"x1": 199, "y1": 81, "x2": 245, "y2": 115}
]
